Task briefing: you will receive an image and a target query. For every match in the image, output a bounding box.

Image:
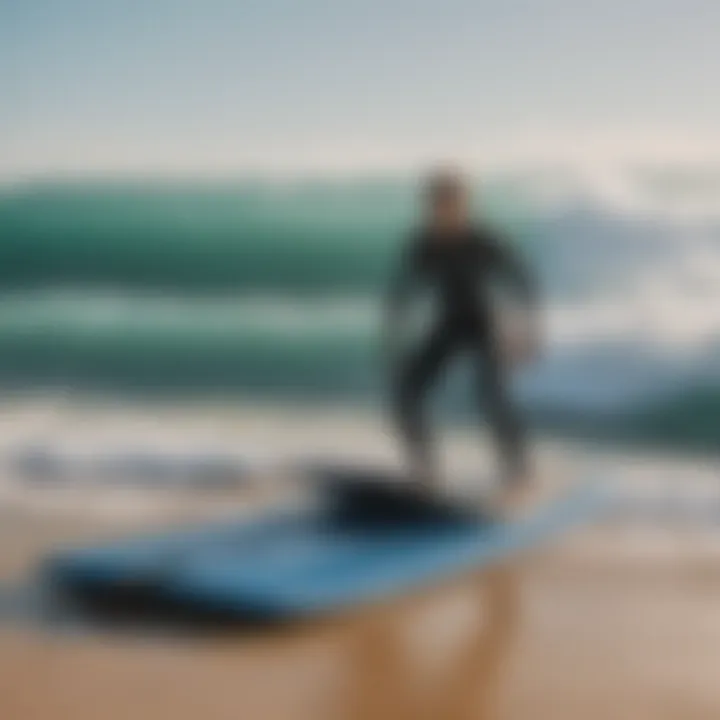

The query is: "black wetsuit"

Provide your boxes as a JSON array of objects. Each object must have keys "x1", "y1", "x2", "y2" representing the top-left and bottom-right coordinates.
[{"x1": 386, "y1": 224, "x2": 537, "y2": 483}]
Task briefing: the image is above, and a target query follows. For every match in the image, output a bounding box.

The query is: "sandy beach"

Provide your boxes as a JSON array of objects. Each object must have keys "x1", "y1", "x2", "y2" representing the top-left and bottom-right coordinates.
[
  {"x1": 6, "y1": 2, "x2": 720, "y2": 717},
  {"x1": 1, "y1": 400, "x2": 720, "y2": 720}
]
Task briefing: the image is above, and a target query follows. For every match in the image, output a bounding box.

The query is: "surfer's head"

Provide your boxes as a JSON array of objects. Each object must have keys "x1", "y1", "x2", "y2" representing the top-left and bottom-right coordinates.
[{"x1": 423, "y1": 167, "x2": 470, "y2": 232}]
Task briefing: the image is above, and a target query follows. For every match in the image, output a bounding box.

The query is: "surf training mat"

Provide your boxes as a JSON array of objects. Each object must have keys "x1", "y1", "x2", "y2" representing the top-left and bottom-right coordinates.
[{"x1": 42, "y1": 466, "x2": 605, "y2": 622}]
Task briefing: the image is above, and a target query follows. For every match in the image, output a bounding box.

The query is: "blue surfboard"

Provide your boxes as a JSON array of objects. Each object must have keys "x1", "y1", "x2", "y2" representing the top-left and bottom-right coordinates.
[{"x1": 43, "y1": 466, "x2": 605, "y2": 621}]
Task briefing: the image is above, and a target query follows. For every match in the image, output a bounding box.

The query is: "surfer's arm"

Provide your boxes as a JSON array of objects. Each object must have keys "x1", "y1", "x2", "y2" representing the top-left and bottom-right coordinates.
[
  {"x1": 489, "y1": 234, "x2": 538, "y2": 308},
  {"x1": 487, "y1": 233, "x2": 542, "y2": 359}
]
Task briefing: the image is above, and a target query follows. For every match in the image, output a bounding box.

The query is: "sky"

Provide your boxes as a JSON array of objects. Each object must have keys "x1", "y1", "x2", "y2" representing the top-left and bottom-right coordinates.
[{"x1": 2, "y1": 0, "x2": 720, "y2": 178}]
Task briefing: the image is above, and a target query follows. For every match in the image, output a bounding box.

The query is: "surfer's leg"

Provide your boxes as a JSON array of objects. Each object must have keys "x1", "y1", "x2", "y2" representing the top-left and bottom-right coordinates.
[
  {"x1": 474, "y1": 337, "x2": 527, "y2": 488},
  {"x1": 393, "y1": 324, "x2": 457, "y2": 487}
]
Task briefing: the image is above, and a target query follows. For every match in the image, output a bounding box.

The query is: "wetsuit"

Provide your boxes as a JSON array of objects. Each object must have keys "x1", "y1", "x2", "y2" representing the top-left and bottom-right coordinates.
[{"x1": 385, "y1": 224, "x2": 537, "y2": 484}]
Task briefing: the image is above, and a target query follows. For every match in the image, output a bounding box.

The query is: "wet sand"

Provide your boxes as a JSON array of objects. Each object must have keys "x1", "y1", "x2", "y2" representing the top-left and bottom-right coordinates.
[
  {"x1": 3, "y1": 511, "x2": 720, "y2": 719},
  {"x1": 2, "y1": 401, "x2": 720, "y2": 719}
]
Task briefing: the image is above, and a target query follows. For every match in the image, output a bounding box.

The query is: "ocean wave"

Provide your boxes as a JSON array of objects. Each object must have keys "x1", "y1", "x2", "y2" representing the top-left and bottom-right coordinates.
[
  {"x1": 2, "y1": 178, "x2": 718, "y2": 297},
  {"x1": 1, "y1": 177, "x2": 719, "y2": 451},
  {"x1": 0, "y1": 290, "x2": 717, "y2": 451},
  {"x1": 0, "y1": 178, "x2": 537, "y2": 294},
  {"x1": 0, "y1": 181, "x2": 405, "y2": 294}
]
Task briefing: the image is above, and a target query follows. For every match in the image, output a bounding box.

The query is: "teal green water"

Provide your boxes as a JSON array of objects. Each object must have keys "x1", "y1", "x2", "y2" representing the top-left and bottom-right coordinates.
[
  {"x1": 0, "y1": 178, "x2": 717, "y2": 453},
  {"x1": 0, "y1": 180, "x2": 534, "y2": 293}
]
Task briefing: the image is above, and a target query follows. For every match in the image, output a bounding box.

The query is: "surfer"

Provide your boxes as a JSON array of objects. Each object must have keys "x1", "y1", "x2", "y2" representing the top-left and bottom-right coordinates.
[{"x1": 384, "y1": 168, "x2": 539, "y2": 509}]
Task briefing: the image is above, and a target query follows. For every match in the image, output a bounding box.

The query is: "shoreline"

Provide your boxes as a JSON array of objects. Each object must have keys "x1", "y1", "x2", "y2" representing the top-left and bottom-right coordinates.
[
  {"x1": 1, "y1": 389, "x2": 718, "y2": 464},
  {"x1": 1, "y1": 398, "x2": 720, "y2": 718}
]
